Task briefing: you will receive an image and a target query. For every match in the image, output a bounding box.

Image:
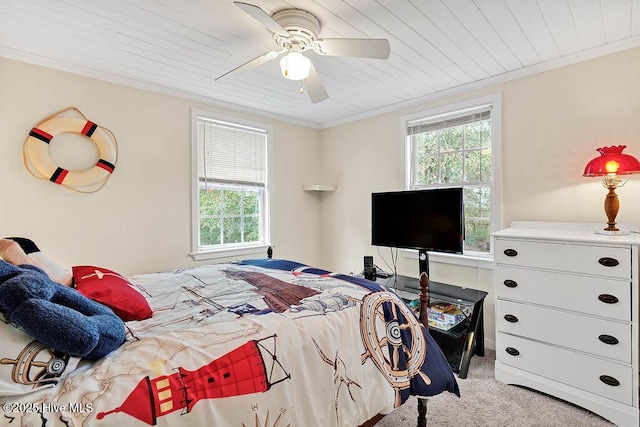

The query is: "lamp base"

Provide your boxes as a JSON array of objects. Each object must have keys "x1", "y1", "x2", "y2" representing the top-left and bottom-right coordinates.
[{"x1": 593, "y1": 229, "x2": 631, "y2": 236}]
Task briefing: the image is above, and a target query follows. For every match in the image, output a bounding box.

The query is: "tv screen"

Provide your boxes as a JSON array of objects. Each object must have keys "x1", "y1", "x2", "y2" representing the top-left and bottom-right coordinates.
[{"x1": 371, "y1": 188, "x2": 464, "y2": 253}]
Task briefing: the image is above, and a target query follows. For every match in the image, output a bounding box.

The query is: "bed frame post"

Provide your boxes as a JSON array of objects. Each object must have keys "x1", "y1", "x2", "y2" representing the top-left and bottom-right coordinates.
[
  {"x1": 417, "y1": 398, "x2": 428, "y2": 427},
  {"x1": 418, "y1": 271, "x2": 430, "y2": 328},
  {"x1": 417, "y1": 270, "x2": 430, "y2": 427},
  {"x1": 417, "y1": 249, "x2": 430, "y2": 427}
]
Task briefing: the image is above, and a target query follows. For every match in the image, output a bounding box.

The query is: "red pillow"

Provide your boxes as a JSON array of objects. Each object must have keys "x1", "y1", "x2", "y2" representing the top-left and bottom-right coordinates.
[{"x1": 72, "y1": 265, "x2": 152, "y2": 321}]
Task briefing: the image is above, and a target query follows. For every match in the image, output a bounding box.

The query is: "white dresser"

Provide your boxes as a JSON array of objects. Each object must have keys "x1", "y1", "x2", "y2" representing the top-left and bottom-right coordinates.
[{"x1": 493, "y1": 222, "x2": 639, "y2": 426}]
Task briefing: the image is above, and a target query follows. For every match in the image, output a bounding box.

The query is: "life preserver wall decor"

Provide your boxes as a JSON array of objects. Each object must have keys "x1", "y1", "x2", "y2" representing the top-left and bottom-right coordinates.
[{"x1": 23, "y1": 107, "x2": 118, "y2": 193}]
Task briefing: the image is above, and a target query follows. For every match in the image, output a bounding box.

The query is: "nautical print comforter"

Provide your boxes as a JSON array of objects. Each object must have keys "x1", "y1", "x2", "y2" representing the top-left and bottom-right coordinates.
[{"x1": 0, "y1": 259, "x2": 459, "y2": 427}]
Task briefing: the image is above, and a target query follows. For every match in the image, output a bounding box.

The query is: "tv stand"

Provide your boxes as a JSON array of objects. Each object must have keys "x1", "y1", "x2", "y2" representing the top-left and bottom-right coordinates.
[{"x1": 378, "y1": 274, "x2": 488, "y2": 379}]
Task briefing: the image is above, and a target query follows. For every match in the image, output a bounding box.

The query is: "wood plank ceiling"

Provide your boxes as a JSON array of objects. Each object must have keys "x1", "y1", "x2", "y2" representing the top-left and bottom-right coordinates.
[{"x1": 1, "y1": 0, "x2": 639, "y2": 128}]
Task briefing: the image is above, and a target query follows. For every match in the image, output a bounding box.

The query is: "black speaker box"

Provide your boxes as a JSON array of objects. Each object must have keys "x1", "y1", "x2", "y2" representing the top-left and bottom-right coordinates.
[{"x1": 363, "y1": 256, "x2": 376, "y2": 280}]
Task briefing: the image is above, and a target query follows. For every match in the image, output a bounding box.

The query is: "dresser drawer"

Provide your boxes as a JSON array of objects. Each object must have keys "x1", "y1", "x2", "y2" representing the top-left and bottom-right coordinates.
[
  {"x1": 495, "y1": 266, "x2": 631, "y2": 321},
  {"x1": 494, "y1": 238, "x2": 631, "y2": 279},
  {"x1": 496, "y1": 300, "x2": 631, "y2": 363},
  {"x1": 496, "y1": 333, "x2": 633, "y2": 405}
]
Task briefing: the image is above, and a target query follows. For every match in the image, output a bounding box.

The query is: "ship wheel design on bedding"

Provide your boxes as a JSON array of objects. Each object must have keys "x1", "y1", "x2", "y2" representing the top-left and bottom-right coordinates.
[
  {"x1": 0, "y1": 340, "x2": 69, "y2": 388},
  {"x1": 360, "y1": 291, "x2": 431, "y2": 406}
]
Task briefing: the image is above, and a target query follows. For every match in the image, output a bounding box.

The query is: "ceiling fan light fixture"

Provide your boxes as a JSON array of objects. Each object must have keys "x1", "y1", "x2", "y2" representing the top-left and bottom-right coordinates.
[
  {"x1": 280, "y1": 51, "x2": 311, "y2": 80},
  {"x1": 227, "y1": 2, "x2": 389, "y2": 103}
]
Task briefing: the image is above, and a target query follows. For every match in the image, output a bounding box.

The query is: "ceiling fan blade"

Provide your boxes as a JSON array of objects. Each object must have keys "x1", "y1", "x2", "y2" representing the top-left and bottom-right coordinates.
[
  {"x1": 314, "y1": 38, "x2": 390, "y2": 59},
  {"x1": 215, "y1": 50, "x2": 281, "y2": 81},
  {"x1": 234, "y1": 2, "x2": 291, "y2": 38},
  {"x1": 303, "y1": 63, "x2": 329, "y2": 104}
]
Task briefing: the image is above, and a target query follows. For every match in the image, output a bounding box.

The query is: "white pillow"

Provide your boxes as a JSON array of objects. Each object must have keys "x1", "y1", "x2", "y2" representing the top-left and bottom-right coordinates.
[{"x1": 0, "y1": 238, "x2": 72, "y2": 287}]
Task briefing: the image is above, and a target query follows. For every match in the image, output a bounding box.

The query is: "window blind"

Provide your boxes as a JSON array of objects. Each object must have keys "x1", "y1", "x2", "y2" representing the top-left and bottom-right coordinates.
[
  {"x1": 407, "y1": 107, "x2": 491, "y2": 135},
  {"x1": 197, "y1": 118, "x2": 267, "y2": 187}
]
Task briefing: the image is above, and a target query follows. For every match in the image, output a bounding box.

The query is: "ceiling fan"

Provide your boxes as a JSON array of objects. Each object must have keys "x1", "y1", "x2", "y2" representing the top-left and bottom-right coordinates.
[{"x1": 215, "y1": 1, "x2": 391, "y2": 103}]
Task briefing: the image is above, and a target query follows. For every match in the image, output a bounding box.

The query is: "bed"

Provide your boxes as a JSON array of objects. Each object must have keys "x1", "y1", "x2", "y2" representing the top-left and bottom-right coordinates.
[{"x1": 0, "y1": 257, "x2": 459, "y2": 426}]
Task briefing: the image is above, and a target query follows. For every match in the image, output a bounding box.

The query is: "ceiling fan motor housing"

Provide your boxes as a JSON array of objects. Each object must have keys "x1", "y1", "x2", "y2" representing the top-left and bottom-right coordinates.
[{"x1": 272, "y1": 9, "x2": 321, "y2": 49}]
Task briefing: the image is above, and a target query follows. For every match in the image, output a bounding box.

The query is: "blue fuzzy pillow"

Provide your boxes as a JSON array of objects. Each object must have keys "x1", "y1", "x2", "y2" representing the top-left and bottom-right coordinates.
[{"x1": 0, "y1": 260, "x2": 125, "y2": 359}]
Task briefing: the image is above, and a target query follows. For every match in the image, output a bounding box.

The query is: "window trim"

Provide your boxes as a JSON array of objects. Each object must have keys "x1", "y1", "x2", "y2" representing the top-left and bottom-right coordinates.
[
  {"x1": 190, "y1": 108, "x2": 273, "y2": 260},
  {"x1": 400, "y1": 247, "x2": 495, "y2": 270},
  {"x1": 400, "y1": 93, "x2": 502, "y2": 264}
]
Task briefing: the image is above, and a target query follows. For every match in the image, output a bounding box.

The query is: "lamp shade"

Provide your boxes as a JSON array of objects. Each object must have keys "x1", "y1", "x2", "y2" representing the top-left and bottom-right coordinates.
[
  {"x1": 583, "y1": 145, "x2": 640, "y2": 176},
  {"x1": 280, "y1": 51, "x2": 311, "y2": 81}
]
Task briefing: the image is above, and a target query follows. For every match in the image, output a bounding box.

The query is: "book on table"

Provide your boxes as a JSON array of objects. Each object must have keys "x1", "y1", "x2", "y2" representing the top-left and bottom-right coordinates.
[
  {"x1": 427, "y1": 302, "x2": 467, "y2": 331},
  {"x1": 403, "y1": 298, "x2": 469, "y2": 331}
]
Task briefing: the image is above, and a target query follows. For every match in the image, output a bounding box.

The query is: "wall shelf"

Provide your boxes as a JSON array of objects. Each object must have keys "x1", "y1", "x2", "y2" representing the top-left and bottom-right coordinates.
[{"x1": 303, "y1": 185, "x2": 336, "y2": 192}]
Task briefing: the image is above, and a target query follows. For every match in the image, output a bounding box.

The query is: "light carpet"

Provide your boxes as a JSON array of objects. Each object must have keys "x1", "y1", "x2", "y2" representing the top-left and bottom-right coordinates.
[{"x1": 376, "y1": 350, "x2": 615, "y2": 427}]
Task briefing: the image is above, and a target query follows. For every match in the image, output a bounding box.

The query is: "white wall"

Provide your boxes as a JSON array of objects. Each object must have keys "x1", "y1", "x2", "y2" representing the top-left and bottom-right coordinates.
[
  {"x1": 3, "y1": 46, "x2": 640, "y2": 350},
  {"x1": 319, "y1": 46, "x2": 640, "y2": 348},
  {"x1": 0, "y1": 58, "x2": 323, "y2": 275}
]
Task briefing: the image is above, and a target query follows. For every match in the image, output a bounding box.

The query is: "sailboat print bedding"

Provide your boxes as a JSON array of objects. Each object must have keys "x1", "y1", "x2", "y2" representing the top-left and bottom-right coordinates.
[{"x1": 0, "y1": 258, "x2": 459, "y2": 427}]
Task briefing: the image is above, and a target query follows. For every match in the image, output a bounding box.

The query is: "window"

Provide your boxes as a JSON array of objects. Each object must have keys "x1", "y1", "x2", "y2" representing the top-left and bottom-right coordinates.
[
  {"x1": 191, "y1": 110, "x2": 271, "y2": 259},
  {"x1": 403, "y1": 95, "x2": 502, "y2": 256}
]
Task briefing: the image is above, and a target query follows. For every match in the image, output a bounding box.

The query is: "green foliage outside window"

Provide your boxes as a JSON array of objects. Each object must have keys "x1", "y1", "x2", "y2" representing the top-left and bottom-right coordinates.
[
  {"x1": 199, "y1": 187, "x2": 261, "y2": 247},
  {"x1": 464, "y1": 186, "x2": 491, "y2": 252},
  {"x1": 413, "y1": 118, "x2": 492, "y2": 253}
]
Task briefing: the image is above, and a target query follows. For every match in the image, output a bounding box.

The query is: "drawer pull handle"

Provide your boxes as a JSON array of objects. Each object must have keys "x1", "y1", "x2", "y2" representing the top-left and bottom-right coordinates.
[
  {"x1": 504, "y1": 314, "x2": 519, "y2": 323},
  {"x1": 503, "y1": 279, "x2": 518, "y2": 288},
  {"x1": 598, "y1": 294, "x2": 619, "y2": 304},
  {"x1": 505, "y1": 347, "x2": 520, "y2": 356},
  {"x1": 598, "y1": 257, "x2": 619, "y2": 267},
  {"x1": 503, "y1": 249, "x2": 518, "y2": 257},
  {"x1": 599, "y1": 375, "x2": 620, "y2": 387},
  {"x1": 598, "y1": 334, "x2": 619, "y2": 345}
]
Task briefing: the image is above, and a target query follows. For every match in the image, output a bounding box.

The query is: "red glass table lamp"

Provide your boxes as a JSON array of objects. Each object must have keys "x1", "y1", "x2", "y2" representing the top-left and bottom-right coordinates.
[{"x1": 583, "y1": 145, "x2": 640, "y2": 232}]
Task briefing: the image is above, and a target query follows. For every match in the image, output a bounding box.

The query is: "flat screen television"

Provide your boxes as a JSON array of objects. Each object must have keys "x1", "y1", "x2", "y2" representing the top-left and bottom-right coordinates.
[{"x1": 371, "y1": 188, "x2": 464, "y2": 254}]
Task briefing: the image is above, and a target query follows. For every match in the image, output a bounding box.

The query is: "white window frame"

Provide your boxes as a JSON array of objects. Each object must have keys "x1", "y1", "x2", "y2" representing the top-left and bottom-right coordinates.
[
  {"x1": 400, "y1": 94, "x2": 502, "y2": 269},
  {"x1": 190, "y1": 109, "x2": 273, "y2": 261}
]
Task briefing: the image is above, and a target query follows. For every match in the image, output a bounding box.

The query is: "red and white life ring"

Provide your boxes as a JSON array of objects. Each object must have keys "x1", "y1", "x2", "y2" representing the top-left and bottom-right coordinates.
[{"x1": 23, "y1": 108, "x2": 118, "y2": 193}]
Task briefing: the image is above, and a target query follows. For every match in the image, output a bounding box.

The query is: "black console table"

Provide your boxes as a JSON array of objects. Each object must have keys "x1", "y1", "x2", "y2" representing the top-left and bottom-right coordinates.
[{"x1": 376, "y1": 274, "x2": 487, "y2": 379}]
